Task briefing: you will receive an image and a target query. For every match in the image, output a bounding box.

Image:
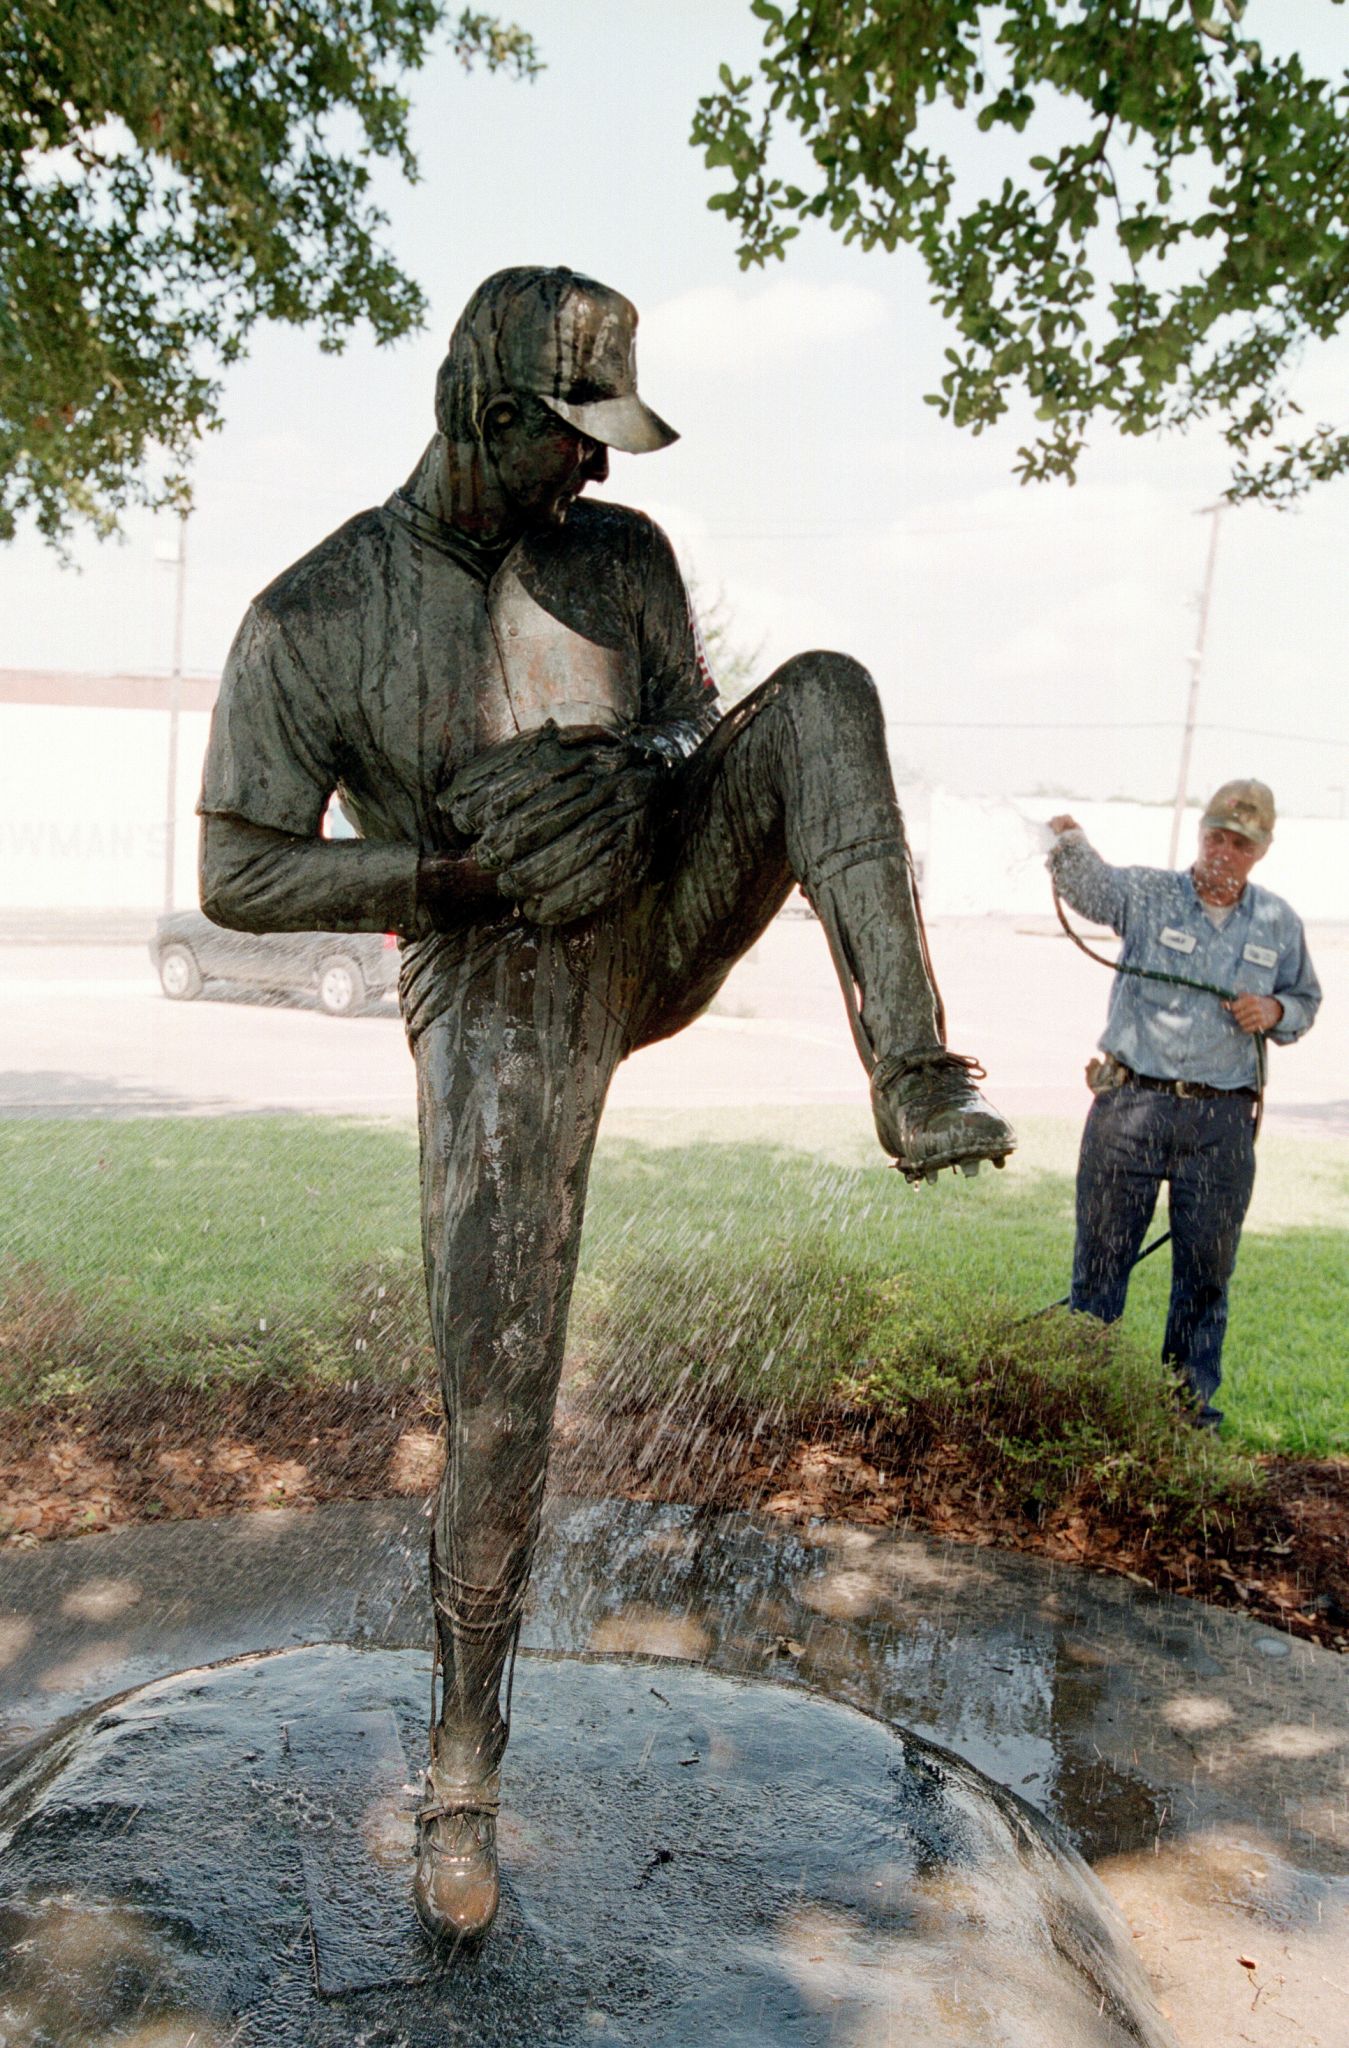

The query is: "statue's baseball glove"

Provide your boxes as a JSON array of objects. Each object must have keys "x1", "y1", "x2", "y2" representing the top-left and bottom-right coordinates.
[{"x1": 441, "y1": 723, "x2": 666, "y2": 926}]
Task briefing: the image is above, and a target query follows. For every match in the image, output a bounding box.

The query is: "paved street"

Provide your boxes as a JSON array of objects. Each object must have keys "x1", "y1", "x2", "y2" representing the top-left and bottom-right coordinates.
[{"x1": 1, "y1": 914, "x2": 1344, "y2": 1132}]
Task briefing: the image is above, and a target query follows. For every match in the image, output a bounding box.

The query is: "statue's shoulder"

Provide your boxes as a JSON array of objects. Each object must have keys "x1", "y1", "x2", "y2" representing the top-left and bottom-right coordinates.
[
  {"x1": 562, "y1": 499, "x2": 668, "y2": 559},
  {"x1": 550, "y1": 502, "x2": 684, "y2": 607},
  {"x1": 251, "y1": 506, "x2": 394, "y2": 633}
]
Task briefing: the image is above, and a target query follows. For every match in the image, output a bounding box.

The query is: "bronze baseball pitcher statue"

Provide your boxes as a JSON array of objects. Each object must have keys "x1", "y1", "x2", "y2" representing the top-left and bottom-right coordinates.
[{"x1": 199, "y1": 266, "x2": 1015, "y2": 1943}]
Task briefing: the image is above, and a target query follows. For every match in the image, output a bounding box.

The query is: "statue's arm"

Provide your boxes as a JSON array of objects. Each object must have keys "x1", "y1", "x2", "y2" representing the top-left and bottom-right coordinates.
[
  {"x1": 201, "y1": 600, "x2": 505, "y2": 936},
  {"x1": 634, "y1": 519, "x2": 723, "y2": 765},
  {"x1": 200, "y1": 813, "x2": 498, "y2": 935},
  {"x1": 628, "y1": 709, "x2": 718, "y2": 773}
]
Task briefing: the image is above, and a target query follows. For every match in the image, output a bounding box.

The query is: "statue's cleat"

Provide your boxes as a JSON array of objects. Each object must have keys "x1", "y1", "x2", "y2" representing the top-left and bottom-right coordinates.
[
  {"x1": 870, "y1": 1049, "x2": 1016, "y2": 1186},
  {"x1": 413, "y1": 1770, "x2": 501, "y2": 1945}
]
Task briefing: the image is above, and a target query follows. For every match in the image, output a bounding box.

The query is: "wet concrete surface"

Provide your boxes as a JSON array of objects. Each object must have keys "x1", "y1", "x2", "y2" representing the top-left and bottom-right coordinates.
[
  {"x1": 1, "y1": 1500, "x2": 1346, "y2": 2044},
  {"x1": 0, "y1": 1645, "x2": 1175, "y2": 2047}
]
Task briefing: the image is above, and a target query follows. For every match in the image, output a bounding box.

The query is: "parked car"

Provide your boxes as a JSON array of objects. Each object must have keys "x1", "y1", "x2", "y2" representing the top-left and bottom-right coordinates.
[{"x1": 151, "y1": 910, "x2": 399, "y2": 1016}]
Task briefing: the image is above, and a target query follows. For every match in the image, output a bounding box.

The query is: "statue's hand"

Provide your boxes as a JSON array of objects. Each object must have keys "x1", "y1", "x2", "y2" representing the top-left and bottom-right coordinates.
[
  {"x1": 441, "y1": 723, "x2": 666, "y2": 925},
  {"x1": 499, "y1": 793, "x2": 659, "y2": 924},
  {"x1": 416, "y1": 848, "x2": 504, "y2": 930},
  {"x1": 443, "y1": 724, "x2": 617, "y2": 843}
]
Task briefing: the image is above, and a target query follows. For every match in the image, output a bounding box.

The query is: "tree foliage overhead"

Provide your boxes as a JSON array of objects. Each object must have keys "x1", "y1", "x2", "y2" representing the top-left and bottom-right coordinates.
[
  {"x1": 694, "y1": 1, "x2": 1349, "y2": 501},
  {"x1": 1, "y1": 2, "x2": 538, "y2": 544}
]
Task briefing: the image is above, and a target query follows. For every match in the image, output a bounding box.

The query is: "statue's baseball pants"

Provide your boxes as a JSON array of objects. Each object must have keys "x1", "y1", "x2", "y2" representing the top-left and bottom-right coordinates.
[{"x1": 413, "y1": 653, "x2": 939, "y2": 1770}]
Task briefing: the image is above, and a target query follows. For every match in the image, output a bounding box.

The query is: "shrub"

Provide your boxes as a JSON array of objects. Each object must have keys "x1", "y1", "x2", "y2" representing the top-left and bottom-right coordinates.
[{"x1": 580, "y1": 1253, "x2": 1261, "y2": 1529}]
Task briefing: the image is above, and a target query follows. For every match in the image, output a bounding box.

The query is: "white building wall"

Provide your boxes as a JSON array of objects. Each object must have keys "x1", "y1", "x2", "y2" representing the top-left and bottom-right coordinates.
[
  {"x1": 0, "y1": 701, "x2": 1345, "y2": 921},
  {"x1": 0, "y1": 704, "x2": 211, "y2": 910}
]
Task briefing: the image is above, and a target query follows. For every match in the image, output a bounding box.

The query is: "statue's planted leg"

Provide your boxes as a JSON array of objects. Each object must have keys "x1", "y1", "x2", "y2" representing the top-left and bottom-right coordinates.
[
  {"x1": 635, "y1": 651, "x2": 1014, "y2": 1180},
  {"x1": 409, "y1": 933, "x2": 622, "y2": 1941}
]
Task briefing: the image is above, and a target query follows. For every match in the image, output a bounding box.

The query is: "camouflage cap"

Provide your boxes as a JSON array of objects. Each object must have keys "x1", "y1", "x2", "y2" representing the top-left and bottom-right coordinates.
[{"x1": 1201, "y1": 777, "x2": 1275, "y2": 848}]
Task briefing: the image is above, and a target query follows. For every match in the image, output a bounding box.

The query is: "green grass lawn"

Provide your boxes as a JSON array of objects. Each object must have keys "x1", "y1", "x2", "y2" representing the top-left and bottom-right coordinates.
[{"x1": 1, "y1": 1110, "x2": 1344, "y2": 1459}]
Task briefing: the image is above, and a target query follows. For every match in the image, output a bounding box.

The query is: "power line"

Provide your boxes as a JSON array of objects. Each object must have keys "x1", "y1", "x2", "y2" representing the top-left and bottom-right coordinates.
[
  {"x1": 890, "y1": 719, "x2": 1347, "y2": 745},
  {"x1": 689, "y1": 513, "x2": 1349, "y2": 543},
  {"x1": 894, "y1": 719, "x2": 1179, "y2": 730},
  {"x1": 1205, "y1": 722, "x2": 1349, "y2": 746}
]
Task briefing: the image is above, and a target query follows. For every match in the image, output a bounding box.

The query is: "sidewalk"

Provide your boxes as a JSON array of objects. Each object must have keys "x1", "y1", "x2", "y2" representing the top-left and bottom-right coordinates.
[{"x1": 0, "y1": 908, "x2": 158, "y2": 946}]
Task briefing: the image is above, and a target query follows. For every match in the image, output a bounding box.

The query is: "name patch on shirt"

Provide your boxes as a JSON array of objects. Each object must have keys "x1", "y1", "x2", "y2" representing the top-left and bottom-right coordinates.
[
  {"x1": 1243, "y1": 942, "x2": 1278, "y2": 969},
  {"x1": 1158, "y1": 927, "x2": 1197, "y2": 954}
]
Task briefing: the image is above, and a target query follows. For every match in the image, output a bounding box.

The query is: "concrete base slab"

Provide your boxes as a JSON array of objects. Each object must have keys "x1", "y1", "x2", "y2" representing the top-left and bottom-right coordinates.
[
  {"x1": 2, "y1": 1500, "x2": 1346, "y2": 2045},
  {"x1": 285, "y1": 1703, "x2": 429, "y2": 1996},
  {"x1": 0, "y1": 1645, "x2": 1175, "y2": 2047}
]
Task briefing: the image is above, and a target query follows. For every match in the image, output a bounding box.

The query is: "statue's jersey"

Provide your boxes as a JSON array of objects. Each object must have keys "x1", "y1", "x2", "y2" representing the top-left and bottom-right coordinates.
[{"x1": 200, "y1": 493, "x2": 719, "y2": 1034}]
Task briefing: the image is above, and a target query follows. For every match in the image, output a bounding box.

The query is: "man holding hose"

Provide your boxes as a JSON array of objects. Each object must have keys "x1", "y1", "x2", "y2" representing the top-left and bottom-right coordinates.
[{"x1": 1046, "y1": 784, "x2": 1320, "y2": 1430}]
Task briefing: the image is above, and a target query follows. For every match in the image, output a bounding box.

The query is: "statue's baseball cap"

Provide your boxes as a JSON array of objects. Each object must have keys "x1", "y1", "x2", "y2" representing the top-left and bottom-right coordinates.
[
  {"x1": 1201, "y1": 777, "x2": 1275, "y2": 848},
  {"x1": 441, "y1": 266, "x2": 677, "y2": 455}
]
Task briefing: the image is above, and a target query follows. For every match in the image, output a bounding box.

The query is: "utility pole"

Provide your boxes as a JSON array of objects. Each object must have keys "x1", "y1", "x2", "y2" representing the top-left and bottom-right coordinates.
[
  {"x1": 1168, "y1": 502, "x2": 1223, "y2": 869},
  {"x1": 163, "y1": 511, "x2": 189, "y2": 914}
]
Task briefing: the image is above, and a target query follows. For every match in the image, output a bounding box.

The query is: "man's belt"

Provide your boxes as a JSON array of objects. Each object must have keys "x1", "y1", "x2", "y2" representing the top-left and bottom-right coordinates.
[{"x1": 1126, "y1": 1069, "x2": 1256, "y2": 1102}]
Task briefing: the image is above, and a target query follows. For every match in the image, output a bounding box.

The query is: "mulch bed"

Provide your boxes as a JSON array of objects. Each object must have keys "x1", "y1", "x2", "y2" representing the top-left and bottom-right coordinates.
[{"x1": 2, "y1": 1380, "x2": 1346, "y2": 1653}]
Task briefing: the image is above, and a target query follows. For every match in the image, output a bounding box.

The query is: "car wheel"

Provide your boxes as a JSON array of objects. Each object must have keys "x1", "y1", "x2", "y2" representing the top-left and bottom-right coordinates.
[
  {"x1": 159, "y1": 943, "x2": 203, "y2": 1001},
  {"x1": 316, "y1": 952, "x2": 364, "y2": 1016}
]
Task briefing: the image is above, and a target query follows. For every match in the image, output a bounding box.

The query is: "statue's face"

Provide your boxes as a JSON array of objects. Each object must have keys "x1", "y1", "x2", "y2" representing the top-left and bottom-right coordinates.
[{"x1": 482, "y1": 393, "x2": 609, "y2": 530}]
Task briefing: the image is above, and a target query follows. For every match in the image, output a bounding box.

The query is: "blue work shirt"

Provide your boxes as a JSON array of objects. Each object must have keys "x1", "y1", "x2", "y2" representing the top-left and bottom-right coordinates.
[{"x1": 1047, "y1": 832, "x2": 1321, "y2": 1090}]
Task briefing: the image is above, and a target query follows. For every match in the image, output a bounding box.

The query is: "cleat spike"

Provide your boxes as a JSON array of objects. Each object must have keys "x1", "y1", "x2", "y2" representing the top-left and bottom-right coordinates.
[{"x1": 960, "y1": 1159, "x2": 980, "y2": 1177}]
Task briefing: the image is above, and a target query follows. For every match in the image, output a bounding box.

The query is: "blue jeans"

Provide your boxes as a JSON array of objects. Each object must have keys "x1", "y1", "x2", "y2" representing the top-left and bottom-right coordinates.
[{"x1": 1070, "y1": 1084, "x2": 1257, "y2": 1412}]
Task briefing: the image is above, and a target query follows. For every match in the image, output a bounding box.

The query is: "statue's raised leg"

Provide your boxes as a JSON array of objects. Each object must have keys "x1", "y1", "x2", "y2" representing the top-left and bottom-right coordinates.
[{"x1": 635, "y1": 650, "x2": 1015, "y2": 1179}]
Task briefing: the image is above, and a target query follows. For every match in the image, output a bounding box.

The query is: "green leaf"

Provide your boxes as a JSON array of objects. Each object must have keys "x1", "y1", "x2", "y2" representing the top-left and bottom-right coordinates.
[
  {"x1": 693, "y1": 0, "x2": 1349, "y2": 502},
  {"x1": 2, "y1": 0, "x2": 541, "y2": 546}
]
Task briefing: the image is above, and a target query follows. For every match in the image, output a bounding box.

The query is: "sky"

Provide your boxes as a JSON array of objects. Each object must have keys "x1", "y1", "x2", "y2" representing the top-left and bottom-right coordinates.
[{"x1": 4, "y1": 0, "x2": 1348, "y2": 816}]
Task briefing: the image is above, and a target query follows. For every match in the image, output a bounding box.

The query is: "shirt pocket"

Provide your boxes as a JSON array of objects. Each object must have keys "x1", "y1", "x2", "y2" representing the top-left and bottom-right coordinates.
[
  {"x1": 1233, "y1": 939, "x2": 1279, "y2": 997},
  {"x1": 1130, "y1": 925, "x2": 1201, "y2": 997}
]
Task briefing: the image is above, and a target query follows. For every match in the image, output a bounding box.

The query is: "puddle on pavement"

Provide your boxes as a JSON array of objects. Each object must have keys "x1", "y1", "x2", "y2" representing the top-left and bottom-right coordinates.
[{"x1": 524, "y1": 1501, "x2": 1169, "y2": 1861}]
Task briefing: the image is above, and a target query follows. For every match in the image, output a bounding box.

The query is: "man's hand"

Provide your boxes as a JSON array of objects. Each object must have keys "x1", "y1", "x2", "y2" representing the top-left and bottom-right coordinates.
[
  {"x1": 1227, "y1": 993, "x2": 1283, "y2": 1034},
  {"x1": 441, "y1": 723, "x2": 666, "y2": 926},
  {"x1": 1047, "y1": 814, "x2": 1081, "y2": 836}
]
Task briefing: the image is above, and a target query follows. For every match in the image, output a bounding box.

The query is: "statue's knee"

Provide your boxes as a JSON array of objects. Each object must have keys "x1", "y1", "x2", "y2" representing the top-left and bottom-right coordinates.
[{"x1": 773, "y1": 649, "x2": 878, "y2": 714}]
